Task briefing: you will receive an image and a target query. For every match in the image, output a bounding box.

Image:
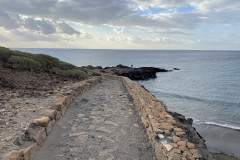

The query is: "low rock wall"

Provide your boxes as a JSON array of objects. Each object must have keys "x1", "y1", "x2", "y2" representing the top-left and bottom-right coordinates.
[
  {"x1": 91, "y1": 69, "x2": 207, "y2": 160},
  {"x1": 3, "y1": 76, "x2": 101, "y2": 160}
]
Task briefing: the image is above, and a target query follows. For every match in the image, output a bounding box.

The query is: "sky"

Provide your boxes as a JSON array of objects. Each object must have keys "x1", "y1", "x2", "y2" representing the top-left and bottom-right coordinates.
[{"x1": 0, "y1": 0, "x2": 240, "y2": 50}]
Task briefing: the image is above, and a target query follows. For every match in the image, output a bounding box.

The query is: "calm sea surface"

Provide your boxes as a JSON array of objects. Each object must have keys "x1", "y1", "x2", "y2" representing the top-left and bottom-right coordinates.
[{"x1": 15, "y1": 49, "x2": 240, "y2": 130}]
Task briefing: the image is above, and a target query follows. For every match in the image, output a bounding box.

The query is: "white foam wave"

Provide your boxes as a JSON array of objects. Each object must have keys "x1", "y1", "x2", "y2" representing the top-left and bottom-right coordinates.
[{"x1": 204, "y1": 122, "x2": 240, "y2": 130}]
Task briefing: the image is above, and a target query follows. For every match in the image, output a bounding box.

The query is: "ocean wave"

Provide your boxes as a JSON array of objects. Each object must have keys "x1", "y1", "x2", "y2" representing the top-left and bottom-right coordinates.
[{"x1": 202, "y1": 121, "x2": 240, "y2": 130}]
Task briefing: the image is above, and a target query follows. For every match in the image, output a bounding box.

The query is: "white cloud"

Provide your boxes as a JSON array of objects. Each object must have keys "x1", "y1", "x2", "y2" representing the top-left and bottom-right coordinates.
[{"x1": 0, "y1": 0, "x2": 239, "y2": 49}]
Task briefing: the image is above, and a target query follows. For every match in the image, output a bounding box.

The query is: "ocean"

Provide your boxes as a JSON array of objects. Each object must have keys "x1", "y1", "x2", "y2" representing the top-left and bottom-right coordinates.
[{"x1": 14, "y1": 48, "x2": 240, "y2": 156}]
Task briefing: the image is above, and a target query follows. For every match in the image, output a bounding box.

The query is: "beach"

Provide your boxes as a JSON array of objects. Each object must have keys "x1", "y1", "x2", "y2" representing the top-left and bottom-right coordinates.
[{"x1": 194, "y1": 124, "x2": 240, "y2": 158}]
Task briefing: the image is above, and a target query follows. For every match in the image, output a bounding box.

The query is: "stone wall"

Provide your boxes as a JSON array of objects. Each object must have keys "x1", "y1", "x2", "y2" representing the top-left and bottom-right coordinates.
[
  {"x1": 3, "y1": 76, "x2": 101, "y2": 160},
  {"x1": 121, "y1": 77, "x2": 204, "y2": 160},
  {"x1": 89, "y1": 69, "x2": 208, "y2": 160},
  {"x1": 3, "y1": 69, "x2": 209, "y2": 160}
]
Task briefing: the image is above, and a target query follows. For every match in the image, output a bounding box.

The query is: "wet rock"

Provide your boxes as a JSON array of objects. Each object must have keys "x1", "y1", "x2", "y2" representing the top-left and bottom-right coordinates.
[{"x1": 97, "y1": 65, "x2": 171, "y2": 80}]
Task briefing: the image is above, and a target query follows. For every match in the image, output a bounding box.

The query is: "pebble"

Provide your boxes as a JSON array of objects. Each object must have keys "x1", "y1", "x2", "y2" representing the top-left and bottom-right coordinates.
[
  {"x1": 187, "y1": 142, "x2": 195, "y2": 149},
  {"x1": 173, "y1": 136, "x2": 181, "y2": 143},
  {"x1": 158, "y1": 134, "x2": 164, "y2": 139},
  {"x1": 163, "y1": 144, "x2": 173, "y2": 151},
  {"x1": 96, "y1": 127, "x2": 111, "y2": 133},
  {"x1": 0, "y1": 109, "x2": 6, "y2": 113}
]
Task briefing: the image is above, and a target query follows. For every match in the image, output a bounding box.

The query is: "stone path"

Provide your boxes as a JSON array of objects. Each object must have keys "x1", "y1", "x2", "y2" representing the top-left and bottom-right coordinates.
[{"x1": 34, "y1": 78, "x2": 156, "y2": 160}]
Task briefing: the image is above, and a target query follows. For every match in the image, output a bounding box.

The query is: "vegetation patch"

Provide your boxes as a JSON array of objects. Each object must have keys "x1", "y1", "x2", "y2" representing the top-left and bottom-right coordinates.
[{"x1": 0, "y1": 46, "x2": 88, "y2": 79}]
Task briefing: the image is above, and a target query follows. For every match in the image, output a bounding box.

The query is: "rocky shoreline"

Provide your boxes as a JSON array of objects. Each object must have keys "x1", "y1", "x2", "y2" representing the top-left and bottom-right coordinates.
[{"x1": 89, "y1": 64, "x2": 175, "y2": 80}]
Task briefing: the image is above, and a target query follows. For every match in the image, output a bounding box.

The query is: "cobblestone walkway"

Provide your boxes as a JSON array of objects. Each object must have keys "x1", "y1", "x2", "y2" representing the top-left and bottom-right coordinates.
[{"x1": 34, "y1": 78, "x2": 156, "y2": 160}]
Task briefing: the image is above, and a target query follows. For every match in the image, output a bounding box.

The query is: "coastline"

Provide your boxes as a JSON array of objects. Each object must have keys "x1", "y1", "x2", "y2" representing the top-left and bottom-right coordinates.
[{"x1": 194, "y1": 123, "x2": 240, "y2": 158}]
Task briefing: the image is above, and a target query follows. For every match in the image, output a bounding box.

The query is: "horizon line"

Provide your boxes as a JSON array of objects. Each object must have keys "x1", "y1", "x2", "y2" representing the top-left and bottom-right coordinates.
[{"x1": 11, "y1": 47, "x2": 240, "y2": 52}]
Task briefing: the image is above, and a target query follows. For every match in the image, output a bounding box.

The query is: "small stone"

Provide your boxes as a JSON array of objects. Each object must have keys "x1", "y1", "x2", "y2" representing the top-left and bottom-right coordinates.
[
  {"x1": 179, "y1": 145, "x2": 187, "y2": 152},
  {"x1": 173, "y1": 148, "x2": 181, "y2": 154},
  {"x1": 170, "y1": 120, "x2": 177, "y2": 125},
  {"x1": 34, "y1": 128, "x2": 47, "y2": 145},
  {"x1": 148, "y1": 115, "x2": 154, "y2": 119},
  {"x1": 45, "y1": 109, "x2": 57, "y2": 120},
  {"x1": 161, "y1": 140, "x2": 168, "y2": 145},
  {"x1": 133, "y1": 124, "x2": 139, "y2": 127},
  {"x1": 155, "y1": 129, "x2": 164, "y2": 134},
  {"x1": 187, "y1": 142, "x2": 195, "y2": 149},
  {"x1": 160, "y1": 122, "x2": 173, "y2": 130},
  {"x1": 35, "y1": 117, "x2": 51, "y2": 127},
  {"x1": 0, "y1": 109, "x2": 6, "y2": 113},
  {"x1": 170, "y1": 143, "x2": 178, "y2": 148},
  {"x1": 96, "y1": 127, "x2": 110, "y2": 133},
  {"x1": 190, "y1": 149, "x2": 199, "y2": 155},
  {"x1": 5, "y1": 136, "x2": 13, "y2": 142},
  {"x1": 173, "y1": 128, "x2": 183, "y2": 132},
  {"x1": 76, "y1": 113, "x2": 85, "y2": 118},
  {"x1": 177, "y1": 141, "x2": 187, "y2": 147},
  {"x1": 46, "y1": 119, "x2": 55, "y2": 135},
  {"x1": 4, "y1": 150, "x2": 23, "y2": 160},
  {"x1": 88, "y1": 125, "x2": 96, "y2": 130},
  {"x1": 158, "y1": 134, "x2": 164, "y2": 139},
  {"x1": 173, "y1": 136, "x2": 181, "y2": 143},
  {"x1": 176, "y1": 131, "x2": 185, "y2": 137},
  {"x1": 128, "y1": 112, "x2": 133, "y2": 116},
  {"x1": 70, "y1": 148, "x2": 79, "y2": 156},
  {"x1": 193, "y1": 153, "x2": 202, "y2": 159},
  {"x1": 163, "y1": 144, "x2": 173, "y2": 151},
  {"x1": 23, "y1": 143, "x2": 38, "y2": 160},
  {"x1": 164, "y1": 115, "x2": 173, "y2": 119},
  {"x1": 104, "y1": 121, "x2": 119, "y2": 127},
  {"x1": 78, "y1": 134, "x2": 88, "y2": 143},
  {"x1": 182, "y1": 157, "x2": 187, "y2": 160},
  {"x1": 164, "y1": 130, "x2": 170, "y2": 135}
]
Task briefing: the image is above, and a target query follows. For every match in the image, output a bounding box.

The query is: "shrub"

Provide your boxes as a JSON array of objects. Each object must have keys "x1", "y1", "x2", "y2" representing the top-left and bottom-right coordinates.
[
  {"x1": 51, "y1": 67, "x2": 88, "y2": 79},
  {"x1": 1, "y1": 46, "x2": 89, "y2": 79},
  {"x1": 62, "y1": 69, "x2": 88, "y2": 79},
  {"x1": 59, "y1": 61, "x2": 76, "y2": 70},
  {"x1": 8, "y1": 56, "x2": 42, "y2": 72},
  {"x1": 34, "y1": 54, "x2": 60, "y2": 69},
  {"x1": 0, "y1": 47, "x2": 13, "y2": 62}
]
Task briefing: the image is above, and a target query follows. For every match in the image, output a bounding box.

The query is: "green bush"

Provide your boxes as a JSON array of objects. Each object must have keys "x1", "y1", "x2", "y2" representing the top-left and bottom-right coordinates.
[
  {"x1": 8, "y1": 56, "x2": 42, "y2": 72},
  {"x1": 62, "y1": 69, "x2": 88, "y2": 79},
  {"x1": 0, "y1": 47, "x2": 14, "y2": 62},
  {"x1": 51, "y1": 67, "x2": 88, "y2": 79},
  {"x1": 59, "y1": 61, "x2": 76, "y2": 70},
  {"x1": 1, "y1": 46, "x2": 89, "y2": 79},
  {"x1": 34, "y1": 54, "x2": 60, "y2": 69}
]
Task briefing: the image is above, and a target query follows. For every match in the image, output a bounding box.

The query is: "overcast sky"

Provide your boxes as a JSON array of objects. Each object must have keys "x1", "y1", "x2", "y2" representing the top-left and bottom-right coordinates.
[{"x1": 0, "y1": 0, "x2": 240, "y2": 50}]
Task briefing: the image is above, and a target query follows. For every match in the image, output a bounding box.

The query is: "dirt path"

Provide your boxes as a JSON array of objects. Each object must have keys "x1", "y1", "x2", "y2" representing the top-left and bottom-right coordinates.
[{"x1": 34, "y1": 78, "x2": 156, "y2": 160}]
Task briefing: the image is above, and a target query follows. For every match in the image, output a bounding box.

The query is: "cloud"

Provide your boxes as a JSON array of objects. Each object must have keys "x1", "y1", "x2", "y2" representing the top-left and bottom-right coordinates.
[
  {"x1": 58, "y1": 22, "x2": 81, "y2": 35},
  {"x1": 0, "y1": 0, "x2": 239, "y2": 49},
  {"x1": 0, "y1": 8, "x2": 20, "y2": 29}
]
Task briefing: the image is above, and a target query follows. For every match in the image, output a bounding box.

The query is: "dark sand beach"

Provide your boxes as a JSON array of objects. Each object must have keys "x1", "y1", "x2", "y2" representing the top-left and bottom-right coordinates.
[{"x1": 194, "y1": 124, "x2": 240, "y2": 158}]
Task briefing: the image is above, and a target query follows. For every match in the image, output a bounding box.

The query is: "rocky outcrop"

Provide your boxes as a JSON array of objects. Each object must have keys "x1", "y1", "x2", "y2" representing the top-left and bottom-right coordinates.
[{"x1": 97, "y1": 64, "x2": 171, "y2": 80}]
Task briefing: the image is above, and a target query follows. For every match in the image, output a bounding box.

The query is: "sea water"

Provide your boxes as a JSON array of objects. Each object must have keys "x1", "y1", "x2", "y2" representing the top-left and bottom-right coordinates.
[{"x1": 14, "y1": 48, "x2": 240, "y2": 130}]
